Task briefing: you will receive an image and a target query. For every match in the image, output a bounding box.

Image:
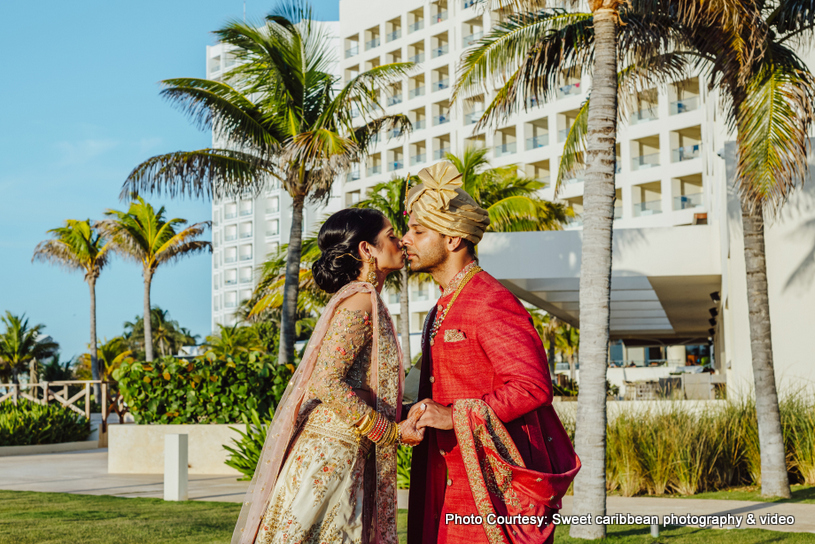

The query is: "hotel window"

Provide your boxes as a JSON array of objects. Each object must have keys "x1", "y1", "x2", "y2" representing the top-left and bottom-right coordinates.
[
  {"x1": 267, "y1": 219, "x2": 279, "y2": 237},
  {"x1": 239, "y1": 244, "x2": 253, "y2": 262},
  {"x1": 266, "y1": 196, "x2": 279, "y2": 213}
]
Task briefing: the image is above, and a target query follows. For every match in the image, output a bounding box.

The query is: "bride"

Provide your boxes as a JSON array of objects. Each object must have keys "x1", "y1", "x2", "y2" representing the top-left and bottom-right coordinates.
[{"x1": 233, "y1": 208, "x2": 424, "y2": 544}]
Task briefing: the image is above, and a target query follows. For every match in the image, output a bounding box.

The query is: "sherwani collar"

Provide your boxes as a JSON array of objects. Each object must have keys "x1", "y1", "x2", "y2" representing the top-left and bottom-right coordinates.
[{"x1": 439, "y1": 260, "x2": 478, "y2": 299}]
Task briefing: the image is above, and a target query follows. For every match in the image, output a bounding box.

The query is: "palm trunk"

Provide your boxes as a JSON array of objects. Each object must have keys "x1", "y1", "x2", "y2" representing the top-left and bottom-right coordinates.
[
  {"x1": 29, "y1": 359, "x2": 38, "y2": 393},
  {"x1": 547, "y1": 329, "x2": 556, "y2": 378},
  {"x1": 741, "y1": 199, "x2": 791, "y2": 498},
  {"x1": 89, "y1": 277, "x2": 101, "y2": 403},
  {"x1": 569, "y1": 354, "x2": 576, "y2": 384},
  {"x1": 144, "y1": 270, "x2": 154, "y2": 362},
  {"x1": 278, "y1": 194, "x2": 305, "y2": 366},
  {"x1": 570, "y1": 6, "x2": 618, "y2": 540},
  {"x1": 400, "y1": 268, "x2": 411, "y2": 367}
]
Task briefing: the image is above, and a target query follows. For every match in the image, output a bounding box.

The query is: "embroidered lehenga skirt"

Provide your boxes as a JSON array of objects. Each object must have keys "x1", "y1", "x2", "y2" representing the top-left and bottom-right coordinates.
[{"x1": 255, "y1": 402, "x2": 374, "y2": 544}]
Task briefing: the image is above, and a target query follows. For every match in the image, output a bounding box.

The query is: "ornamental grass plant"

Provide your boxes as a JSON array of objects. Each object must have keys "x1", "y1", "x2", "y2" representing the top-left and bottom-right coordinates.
[{"x1": 0, "y1": 400, "x2": 90, "y2": 446}]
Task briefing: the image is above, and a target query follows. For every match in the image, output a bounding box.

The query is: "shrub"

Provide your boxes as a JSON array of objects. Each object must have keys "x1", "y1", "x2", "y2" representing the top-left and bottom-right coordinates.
[
  {"x1": 0, "y1": 400, "x2": 90, "y2": 446},
  {"x1": 114, "y1": 353, "x2": 295, "y2": 424},
  {"x1": 224, "y1": 407, "x2": 274, "y2": 480},
  {"x1": 397, "y1": 445, "x2": 413, "y2": 489}
]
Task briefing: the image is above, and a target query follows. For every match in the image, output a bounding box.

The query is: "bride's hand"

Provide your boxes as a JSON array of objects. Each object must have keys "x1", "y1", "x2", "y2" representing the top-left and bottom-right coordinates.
[{"x1": 398, "y1": 404, "x2": 426, "y2": 446}]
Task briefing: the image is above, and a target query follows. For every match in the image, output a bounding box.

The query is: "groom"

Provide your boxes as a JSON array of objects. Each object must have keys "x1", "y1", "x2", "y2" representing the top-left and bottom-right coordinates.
[{"x1": 401, "y1": 162, "x2": 579, "y2": 544}]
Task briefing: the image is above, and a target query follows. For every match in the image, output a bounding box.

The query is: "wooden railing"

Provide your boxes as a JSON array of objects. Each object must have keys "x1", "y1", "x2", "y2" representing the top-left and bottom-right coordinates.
[{"x1": 0, "y1": 380, "x2": 129, "y2": 434}]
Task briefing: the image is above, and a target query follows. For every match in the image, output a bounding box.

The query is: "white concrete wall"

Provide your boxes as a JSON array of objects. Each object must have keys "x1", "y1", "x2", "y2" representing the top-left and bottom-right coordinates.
[{"x1": 108, "y1": 424, "x2": 243, "y2": 476}]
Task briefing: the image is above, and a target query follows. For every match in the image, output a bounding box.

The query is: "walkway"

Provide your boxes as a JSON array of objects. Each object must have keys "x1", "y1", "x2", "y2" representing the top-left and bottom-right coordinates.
[
  {"x1": 0, "y1": 448, "x2": 249, "y2": 502},
  {"x1": 1, "y1": 449, "x2": 813, "y2": 534}
]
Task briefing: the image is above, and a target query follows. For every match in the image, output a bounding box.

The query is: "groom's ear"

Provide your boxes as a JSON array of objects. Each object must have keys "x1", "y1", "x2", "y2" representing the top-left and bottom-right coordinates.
[{"x1": 445, "y1": 236, "x2": 466, "y2": 253}]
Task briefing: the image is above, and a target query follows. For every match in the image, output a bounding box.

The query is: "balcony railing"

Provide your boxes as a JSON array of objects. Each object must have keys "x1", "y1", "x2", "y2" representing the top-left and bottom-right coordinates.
[
  {"x1": 266, "y1": 230, "x2": 279, "y2": 237},
  {"x1": 631, "y1": 152, "x2": 660, "y2": 171},
  {"x1": 224, "y1": 211, "x2": 237, "y2": 219},
  {"x1": 433, "y1": 114, "x2": 450, "y2": 125},
  {"x1": 389, "y1": 160, "x2": 404, "y2": 171},
  {"x1": 526, "y1": 96, "x2": 540, "y2": 108},
  {"x1": 387, "y1": 29, "x2": 401, "y2": 42},
  {"x1": 433, "y1": 11, "x2": 449, "y2": 23},
  {"x1": 240, "y1": 231, "x2": 252, "y2": 239},
  {"x1": 409, "y1": 53, "x2": 425, "y2": 64},
  {"x1": 412, "y1": 290, "x2": 430, "y2": 301},
  {"x1": 224, "y1": 299, "x2": 237, "y2": 309},
  {"x1": 225, "y1": 278, "x2": 237, "y2": 286},
  {"x1": 526, "y1": 135, "x2": 549, "y2": 149},
  {"x1": 494, "y1": 142, "x2": 517, "y2": 157},
  {"x1": 367, "y1": 165, "x2": 383, "y2": 176},
  {"x1": 433, "y1": 148, "x2": 451, "y2": 160},
  {"x1": 464, "y1": 110, "x2": 484, "y2": 125},
  {"x1": 566, "y1": 216, "x2": 583, "y2": 228},
  {"x1": 557, "y1": 82, "x2": 582, "y2": 98},
  {"x1": 240, "y1": 276, "x2": 252, "y2": 284},
  {"x1": 614, "y1": 205, "x2": 623, "y2": 219},
  {"x1": 366, "y1": 37, "x2": 380, "y2": 50},
  {"x1": 616, "y1": 162, "x2": 622, "y2": 174},
  {"x1": 225, "y1": 233, "x2": 237, "y2": 242},
  {"x1": 409, "y1": 86, "x2": 425, "y2": 98},
  {"x1": 387, "y1": 94, "x2": 403, "y2": 106},
  {"x1": 345, "y1": 46, "x2": 359, "y2": 58},
  {"x1": 410, "y1": 153, "x2": 426, "y2": 165},
  {"x1": 563, "y1": 170, "x2": 586, "y2": 184},
  {"x1": 413, "y1": 119, "x2": 426, "y2": 130},
  {"x1": 389, "y1": 128, "x2": 404, "y2": 138},
  {"x1": 240, "y1": 253, "x2": 253, "y2": 262},
  {"x1": 631, "y1": 107, "x2": 658, "y2": 125},
  {"x1": 670, "y1": 96, "x2": 700, "y2": 115},
  {"x1": 225, "y1": 255, "x2": 237, "y2": 263},
  {"x1": 672, "y1": 144, "x2": 701, "y2": 162},
  {"x1": 432, "y1": 44, "x2": 449, "y2": 58},
  {"x1": 351, "y1": 108, "x2": 360, "y2": 118},
  {"x1": 674, "y1": 192, "x2": 703, "y2": 210},
  {"x1": 346, "y1": 170, "x2": 361, "y2": 182},
  {"x1": 239, "y1": 208, "x2": 252, "y2": 216},
  {"x1": 434, "y1": 78, "x2": 450, "y2": 91},
  {"x1": 463, "y1": 31, "x2": 483, "y2": 47},
  {"x1": 633, "y1": 199, "x2": 662, "y2": 217},
  {"x1": 558, "y1": 128, "x2": 570, "y2": 142},
  {"x1": 463, "y1": 0, "x2": 477, "y2": 8}
]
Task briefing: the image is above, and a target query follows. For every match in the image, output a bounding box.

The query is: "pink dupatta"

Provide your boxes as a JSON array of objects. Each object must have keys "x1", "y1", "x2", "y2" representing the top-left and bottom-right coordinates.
[{"x1": 232, "y1": 281, "x2": 404, "y2": 544}]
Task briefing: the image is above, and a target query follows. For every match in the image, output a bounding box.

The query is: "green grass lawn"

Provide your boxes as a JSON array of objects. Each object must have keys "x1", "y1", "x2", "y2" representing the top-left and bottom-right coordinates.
[{"x1": 0, "y1": 490, "x2": 811, "y2": 544}]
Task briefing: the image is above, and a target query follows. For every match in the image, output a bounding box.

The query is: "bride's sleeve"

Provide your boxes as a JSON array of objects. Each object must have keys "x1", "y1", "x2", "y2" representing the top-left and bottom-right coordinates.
[{"x1": 307, "y1": 307, "x2": 375, "y2": 425}]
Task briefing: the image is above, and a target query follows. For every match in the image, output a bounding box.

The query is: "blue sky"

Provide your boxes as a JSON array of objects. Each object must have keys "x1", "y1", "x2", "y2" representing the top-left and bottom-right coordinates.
[{"x1": 0, "y1": 0, "x2": 339, "y2": 359}]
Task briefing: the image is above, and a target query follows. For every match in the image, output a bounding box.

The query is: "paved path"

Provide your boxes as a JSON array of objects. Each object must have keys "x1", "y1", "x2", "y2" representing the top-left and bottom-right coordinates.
[
  {"x1": 2, "y1": 449, "x2": 814, "y2": 534},
  {"x1": 0, "y1": 449, "x2": 249, "y2": 503}
]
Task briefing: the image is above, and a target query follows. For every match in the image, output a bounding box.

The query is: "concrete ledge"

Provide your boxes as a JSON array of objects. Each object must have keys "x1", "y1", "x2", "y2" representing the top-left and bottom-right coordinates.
[
  {"x1": 108, "y1": 424, "x2": 242, "y2": 476},
  {"x1": 0, "y1": 440, "x2": 99, "y2": 457}
]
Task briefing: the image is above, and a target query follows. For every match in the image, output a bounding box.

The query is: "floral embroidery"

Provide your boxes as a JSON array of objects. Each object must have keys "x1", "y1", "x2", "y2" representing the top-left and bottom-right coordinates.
[{"x1": 441, "y1": 261, "x2": 479, "y2": 298}]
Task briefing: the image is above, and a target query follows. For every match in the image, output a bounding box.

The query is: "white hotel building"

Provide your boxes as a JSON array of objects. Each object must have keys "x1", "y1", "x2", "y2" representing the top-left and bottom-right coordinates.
[{"x1": 207, "y1": 3, "x2": 815, "y2": 397}]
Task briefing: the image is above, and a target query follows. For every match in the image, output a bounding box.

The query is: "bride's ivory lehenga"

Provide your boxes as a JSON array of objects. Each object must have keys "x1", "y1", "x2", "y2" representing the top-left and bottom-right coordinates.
[{"x1": 232, "y1": 283, "x2": 403, "y2": 544}]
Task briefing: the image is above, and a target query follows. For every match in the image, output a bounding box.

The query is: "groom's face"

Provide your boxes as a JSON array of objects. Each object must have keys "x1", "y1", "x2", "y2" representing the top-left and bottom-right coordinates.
[{"x1": 402, "y1": 213, "x2": 447, "y2": 273}]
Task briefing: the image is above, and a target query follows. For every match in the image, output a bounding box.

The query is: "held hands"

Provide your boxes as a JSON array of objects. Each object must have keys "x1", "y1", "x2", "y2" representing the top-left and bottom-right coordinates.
[
  {"x1": 412, "y1": 398, "x2": 453, "y2": 431},
  {"x1": 398, "y1": 404, "x2": 426, "y2": 446}
]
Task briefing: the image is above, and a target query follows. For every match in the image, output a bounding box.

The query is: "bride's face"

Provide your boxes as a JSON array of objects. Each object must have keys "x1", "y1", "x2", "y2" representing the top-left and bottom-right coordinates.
[{"x1": 370, "y1": 219, "x2": 405, "y2": 273}]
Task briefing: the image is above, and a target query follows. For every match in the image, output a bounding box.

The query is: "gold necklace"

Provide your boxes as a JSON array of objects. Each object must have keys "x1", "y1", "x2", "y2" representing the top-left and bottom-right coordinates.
[{"x1": 429, "y1": 266, "x2": 482, "y2": 346}]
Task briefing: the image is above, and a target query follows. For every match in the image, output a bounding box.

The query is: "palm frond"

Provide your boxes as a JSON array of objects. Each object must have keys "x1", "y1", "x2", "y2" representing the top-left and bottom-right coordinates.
[{"x1": 555, "y1": 97, "x2": 590, "y2": 194}]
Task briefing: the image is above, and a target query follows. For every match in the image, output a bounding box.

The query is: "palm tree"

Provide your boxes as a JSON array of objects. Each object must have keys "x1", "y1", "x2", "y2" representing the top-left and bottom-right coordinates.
[
  {"x1": 446, "y1": 146, "x2": 572, "y2": 231},
  {"x1": 0, "y1": 312, "x2": 59, "y2": 386},
  {"x1": 122, "y1": 307, "x2": 199, "y2": 360},
  {"x1": 121, "y1": 1, "x2": 413, "y2": 367},
  {"x1": 32, "y1": 219, "x2": 110, "y2": 401},
  {"x1": 353, "y1": 177, "x2": 413, "y2": 368},
  {"x1": 556, "y1": 323, "x2": 581, "y2": 384},
  {"x1": 529, "y1": 309, "x2": 562, "y2": 377},
  {"x1": 101, "y1": 197, "x2": 210, "y2": 362},
  {"x1": 455, "y1": 2, "x2": 752, "y2": 535},
  {"x1": 205, "y1": 324, "x2": 266, "y2": 359}
]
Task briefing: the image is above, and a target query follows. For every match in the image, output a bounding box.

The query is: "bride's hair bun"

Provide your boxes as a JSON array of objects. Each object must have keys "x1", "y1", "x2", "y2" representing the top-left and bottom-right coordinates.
[{"x1": 312, "y1": 208, "x2": 386, "y2": 293}]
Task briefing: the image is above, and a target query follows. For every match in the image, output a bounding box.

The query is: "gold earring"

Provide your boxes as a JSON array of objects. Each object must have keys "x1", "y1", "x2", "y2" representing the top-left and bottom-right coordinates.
[{"x1": 366, "y1": 255, "x2": 378, "y2": 288}]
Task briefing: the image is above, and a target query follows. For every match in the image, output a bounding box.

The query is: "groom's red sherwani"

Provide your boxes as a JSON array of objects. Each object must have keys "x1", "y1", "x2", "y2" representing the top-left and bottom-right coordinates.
[{"x1": 407, "y1": 269, "x2": 579, "y2": 544}]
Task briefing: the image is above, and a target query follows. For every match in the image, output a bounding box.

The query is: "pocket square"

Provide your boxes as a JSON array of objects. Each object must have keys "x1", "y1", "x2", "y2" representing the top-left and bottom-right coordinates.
[{"x1": 444, "y1": 329, "x2": 467, "y2": 343}]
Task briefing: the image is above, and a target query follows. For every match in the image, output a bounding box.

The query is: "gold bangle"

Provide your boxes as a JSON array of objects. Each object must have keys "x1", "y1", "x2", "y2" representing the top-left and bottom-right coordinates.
[{"x1": 355, "y1": 412, "x2": 376, "y2": 436}]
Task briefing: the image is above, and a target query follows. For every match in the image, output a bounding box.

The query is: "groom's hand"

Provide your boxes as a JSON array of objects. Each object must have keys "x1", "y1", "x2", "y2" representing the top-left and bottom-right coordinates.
[
  {"x1": 398, "y1": 404, "x2": 425, "y2": 446},
  {"x1": 415, "y1": 398, "x2": 453, "y2": 431}
]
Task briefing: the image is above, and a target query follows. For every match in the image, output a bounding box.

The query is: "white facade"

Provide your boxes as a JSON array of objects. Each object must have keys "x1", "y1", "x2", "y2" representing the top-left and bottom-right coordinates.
[{"x1": 207, "y1": 24, "x2": 343, "y2": 330}]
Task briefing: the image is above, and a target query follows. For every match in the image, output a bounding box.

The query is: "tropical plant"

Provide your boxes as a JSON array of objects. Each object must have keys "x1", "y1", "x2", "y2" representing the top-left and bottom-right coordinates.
[
  {"x1": 529, "y1": 309, "x2": 562, "y2": 377},
  {"x1": 121, "y1": 1, "x2": 413, "y2": 367},
  {"x1": 113, "y1": 354, "x2": 294, "y2": 425},
  {"x1": 205, "y1": 324, "x2": 266, "y2": 359},
  {"x1": 122, "y1": 307, "x2": 198, "y2": 360},
  {"x1": 556, "y1": 323, "x2": 580, "y2": 384},
  {"x1": 224, "y1": 407, "x2": 275, "y2": 480},
  {"x1": 76, "y1": 337, "x2": 133, "y2": 383},
  {"x1": 32, "y1": 219, "x2": 110, "y2": 401},
  {"x1": 101, "y1": 197, "x2": 210, "y2": 362},
  {"x1": 0, "y1": 400, "x2": 90, "y2": 447},
  {"x1": 0, "y1": 313, "x2": 59, "y2": 385},
  {"x1": 39, "y1": 354, "x2": 76, "y2": 382},
  {"x1": 455, "y1": 1, "x2": 754, "y2": 535},
  {"x1": 446, "y1": 146, "x2": 572, "y2": 231}
]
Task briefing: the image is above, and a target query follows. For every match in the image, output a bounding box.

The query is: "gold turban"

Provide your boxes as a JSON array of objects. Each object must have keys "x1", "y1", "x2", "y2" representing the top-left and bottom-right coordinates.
[{"x1": 405, "y1": 161, "x2": 490, "y2": 244}]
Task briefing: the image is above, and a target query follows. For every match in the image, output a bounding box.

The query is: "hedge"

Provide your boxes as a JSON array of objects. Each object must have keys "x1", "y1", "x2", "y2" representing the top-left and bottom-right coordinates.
[{"x1": 0, "y1": 400, "x2": 90, "y2": 446}]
